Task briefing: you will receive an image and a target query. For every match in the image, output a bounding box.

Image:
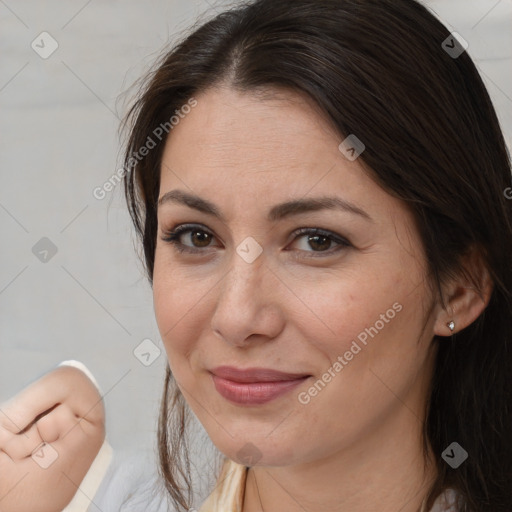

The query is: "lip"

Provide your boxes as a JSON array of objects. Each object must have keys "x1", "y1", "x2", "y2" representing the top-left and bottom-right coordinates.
[{"x1": 210, "y1": 366, "x2": 311, "y2": 405}]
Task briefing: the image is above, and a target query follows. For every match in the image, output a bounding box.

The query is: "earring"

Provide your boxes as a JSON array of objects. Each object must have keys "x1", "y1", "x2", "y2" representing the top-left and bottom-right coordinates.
[{"x1": 447, "y1": 320, "x2": 455, "y2": 332}]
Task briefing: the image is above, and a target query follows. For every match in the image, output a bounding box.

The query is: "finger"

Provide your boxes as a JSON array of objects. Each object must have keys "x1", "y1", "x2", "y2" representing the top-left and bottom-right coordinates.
[
  {"x1": 0, "y1": 375, "x2": 68, "y2": 435},
  {"x1": 35, "y1": 404, "x2": 78, "y2": 444},
  {"x1": 0, "y1": 365, "x2": 101, "y2": 436},
  {"x1": 2, "y1": 422, "x2": 44, "y2": 461},
  {"x1": 0, "y1": 419, "x2": 15, "y2": 450},
  {"x1": 0, "y1": 407, "x2": 26, "y2": 436}
]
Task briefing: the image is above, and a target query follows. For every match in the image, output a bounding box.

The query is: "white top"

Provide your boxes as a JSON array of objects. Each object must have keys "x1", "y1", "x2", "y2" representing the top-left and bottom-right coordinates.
[{"x1": 88, "y1": 450, "x2": 171, "y2": 512}]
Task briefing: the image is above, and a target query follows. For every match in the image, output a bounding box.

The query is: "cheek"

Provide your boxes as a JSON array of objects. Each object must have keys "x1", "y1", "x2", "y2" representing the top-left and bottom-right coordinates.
[
  {"x1": 293, "y1": 292, "x2": 429, "y2": 450},
  {"x1": 152, "y1": 257, "x2": 175, "y2": 335},
  {"x1": 300, "y1": 260, "x2": 428, "y2": 389},
  {"x1": 291, "y1": 267, "x2": 403, "y2": 351},
  {"x1": 152, "y1": 255, "x2": 197, "y2": 360},
  {"x1": 304, "y1": 274, "x2": 432, "y2": 415},
  {"x1": 153, "y1": 242, "x2": 227, "y2": 381}
]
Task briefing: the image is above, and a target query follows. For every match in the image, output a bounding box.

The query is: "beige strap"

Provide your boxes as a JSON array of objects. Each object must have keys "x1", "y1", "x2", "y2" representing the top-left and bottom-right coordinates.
[{"x1": 199, "y1": 458, "x2": 248, "y2": 512}]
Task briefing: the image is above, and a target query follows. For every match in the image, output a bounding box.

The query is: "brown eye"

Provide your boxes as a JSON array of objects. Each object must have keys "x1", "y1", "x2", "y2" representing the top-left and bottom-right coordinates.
[
  {"x1": 302, "y1": 234, "x2": 332, "y2": 251},
  {"x1": 290, "y1": 227, "x2": 351, "y2": 257},
  {"x1": 161, "y1": 224, "x2": 218, "y2": 254},
  {"x1": 187, "y1": 229, "x2": 212, "y2": 248}
]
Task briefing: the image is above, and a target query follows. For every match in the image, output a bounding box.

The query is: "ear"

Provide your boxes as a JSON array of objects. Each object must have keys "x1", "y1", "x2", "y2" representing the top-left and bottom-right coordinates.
[{"x1": 433, "y1": 245, "x2": 494, "y2": 337}]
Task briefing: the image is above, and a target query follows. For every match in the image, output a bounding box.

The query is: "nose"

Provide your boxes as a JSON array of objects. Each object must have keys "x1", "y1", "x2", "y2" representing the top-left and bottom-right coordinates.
[{"x1": 210, "y1": 251, "x2": 285, "y2": 348}]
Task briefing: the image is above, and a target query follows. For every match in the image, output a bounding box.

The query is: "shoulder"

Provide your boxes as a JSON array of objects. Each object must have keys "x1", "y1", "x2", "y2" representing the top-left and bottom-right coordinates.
[
  {"x1": 428, "y1": 488, "x2": 461, "y2": 512},
  {"x1": 90, "y1": 450, "x2": 172, "y2": 512}
]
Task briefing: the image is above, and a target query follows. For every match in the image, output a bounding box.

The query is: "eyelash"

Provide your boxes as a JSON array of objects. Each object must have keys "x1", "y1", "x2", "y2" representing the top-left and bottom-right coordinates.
[{"x1": 160, "y1": 223, "x2": 351, "y2": 258}]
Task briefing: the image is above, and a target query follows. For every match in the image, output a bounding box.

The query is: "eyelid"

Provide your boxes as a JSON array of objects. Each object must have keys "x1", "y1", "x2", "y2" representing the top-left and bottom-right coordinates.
[
  {"x1": 161, "y1": 223, "x2": 218, "y2": 245},
  {"x1": 160, "y1": 223, "x2": 351, "y2": 256},
  {"x1": 160, "y1": 223, "x2": 219, "y2": 255}
]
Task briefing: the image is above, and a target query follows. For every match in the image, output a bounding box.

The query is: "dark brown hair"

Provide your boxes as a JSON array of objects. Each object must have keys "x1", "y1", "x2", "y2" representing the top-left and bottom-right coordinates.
[{"x1": 121, "y1": 0, "x2": 512, "y2": 510}]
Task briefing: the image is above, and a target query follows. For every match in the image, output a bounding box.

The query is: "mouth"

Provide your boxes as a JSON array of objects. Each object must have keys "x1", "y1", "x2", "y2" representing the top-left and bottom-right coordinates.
[{"x1": 209, "y1": 366, "x2": 312, "y2": 405}]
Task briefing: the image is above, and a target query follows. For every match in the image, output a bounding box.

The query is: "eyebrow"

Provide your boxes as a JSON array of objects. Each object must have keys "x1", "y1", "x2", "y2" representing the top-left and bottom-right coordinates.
[{"x1": 157, "y1": 189, "x2": 373, "y2": 223}]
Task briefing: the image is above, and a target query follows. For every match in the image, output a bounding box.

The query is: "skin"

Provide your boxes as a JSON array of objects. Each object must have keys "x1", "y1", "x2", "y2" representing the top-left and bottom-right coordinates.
[
  {"x1": 0, "y1": 366, "x2": 105, "y2": 512},
  {"x1": 154, "y1": 85, "x2": 493, "y2": 512}
]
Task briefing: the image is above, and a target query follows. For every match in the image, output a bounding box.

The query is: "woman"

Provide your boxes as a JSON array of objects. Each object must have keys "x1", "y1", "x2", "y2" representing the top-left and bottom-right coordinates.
[{"x1": 2, "y1": 0, "x2": 511, "y2": 510}]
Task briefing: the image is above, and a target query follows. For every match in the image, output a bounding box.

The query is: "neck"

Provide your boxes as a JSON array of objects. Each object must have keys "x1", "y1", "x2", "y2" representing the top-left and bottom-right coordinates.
[{"x1": 242, "y1": 406, "x2": 438, "y2": 512}]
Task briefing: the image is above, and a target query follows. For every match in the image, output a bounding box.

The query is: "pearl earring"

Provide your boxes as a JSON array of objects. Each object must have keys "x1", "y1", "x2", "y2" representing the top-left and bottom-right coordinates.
[{"x1": 447, "y1": 320, "x2": 455, "y2": 332}]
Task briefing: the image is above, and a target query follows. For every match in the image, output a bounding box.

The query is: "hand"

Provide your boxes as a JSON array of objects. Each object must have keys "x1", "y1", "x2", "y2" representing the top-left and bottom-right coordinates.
[{"x1": 0, "y1": 365, "x2": 106, "y2": 512}]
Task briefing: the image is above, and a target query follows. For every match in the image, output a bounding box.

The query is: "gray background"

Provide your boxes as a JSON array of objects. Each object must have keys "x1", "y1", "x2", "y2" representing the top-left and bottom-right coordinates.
[{"x1": 1, "y1": 0, "x2": 511, "y2": 460}]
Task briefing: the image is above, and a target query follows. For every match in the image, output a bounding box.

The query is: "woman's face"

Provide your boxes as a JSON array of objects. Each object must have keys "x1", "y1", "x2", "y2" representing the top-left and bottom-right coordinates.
[{"x1": 153, "y1": 85, "x2": 440, "y2": 467}]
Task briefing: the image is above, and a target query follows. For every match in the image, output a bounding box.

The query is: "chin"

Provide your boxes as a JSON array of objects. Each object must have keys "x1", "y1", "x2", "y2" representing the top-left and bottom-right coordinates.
[{"x1": 207, "y1": 426, "x2": 301, "y2": 467}]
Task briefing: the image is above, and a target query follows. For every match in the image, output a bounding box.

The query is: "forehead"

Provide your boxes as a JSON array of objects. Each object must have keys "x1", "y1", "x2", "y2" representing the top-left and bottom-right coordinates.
[
  {"x1": 164, "y1": 86, "x2": 337, "y2": 166},
  {"x1": 158, "y1": 86, "x2": 401, "y2": 226}
]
